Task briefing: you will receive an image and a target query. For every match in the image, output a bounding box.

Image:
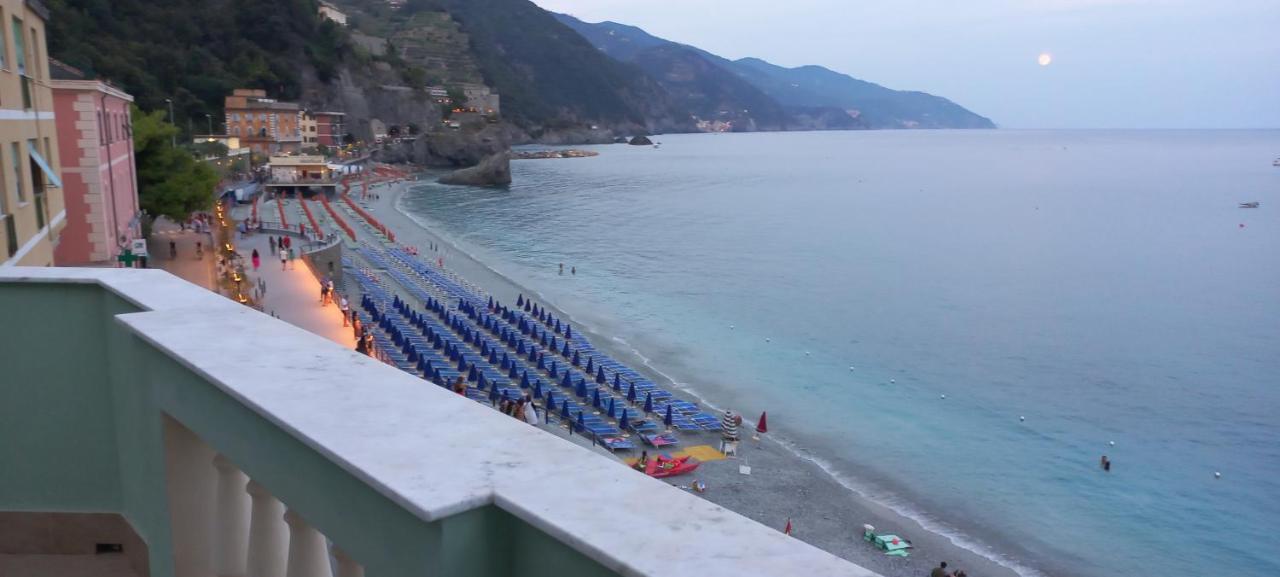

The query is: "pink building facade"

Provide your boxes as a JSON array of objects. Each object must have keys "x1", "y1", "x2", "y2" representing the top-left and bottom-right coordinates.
[{"x1": 51, "y1": 78, "x2": 140, "y2": 265}]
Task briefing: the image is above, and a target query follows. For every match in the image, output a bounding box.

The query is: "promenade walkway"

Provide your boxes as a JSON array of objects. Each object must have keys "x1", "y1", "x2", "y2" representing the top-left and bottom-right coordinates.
[
  {"x1": 149, "y1": 218, "x2": 215, "y2": 290},
  {"x1": 234, "y1": 229, "x2": 357, "y2": 350}
]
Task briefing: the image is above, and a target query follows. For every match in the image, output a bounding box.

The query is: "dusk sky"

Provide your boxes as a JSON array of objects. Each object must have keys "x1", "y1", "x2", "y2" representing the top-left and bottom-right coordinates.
[{"x1": 532, "y1": 0, "x2": 1280, "y2": 129}]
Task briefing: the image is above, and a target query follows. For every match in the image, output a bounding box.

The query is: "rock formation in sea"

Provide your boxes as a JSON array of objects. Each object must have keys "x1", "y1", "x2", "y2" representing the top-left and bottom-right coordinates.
[
  {"x1": 438, "y1": 151, "x2": 512, "y2": 186},
  {"x1": 629, "y1": 135, "x2": 655, "y2": 146}
]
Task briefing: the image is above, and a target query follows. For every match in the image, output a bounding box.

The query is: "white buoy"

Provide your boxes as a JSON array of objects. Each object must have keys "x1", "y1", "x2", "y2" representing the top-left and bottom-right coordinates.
[
  {"x1": 765, "y1": 338, "x2": 771, "y2": 343},
  {"x1": 730, "y1": 325, "x2": 735, "y2": 329},
  {"x1": 890, "y1": 379, "x2": 896, "y2": 384},
  {"x1": 1019, "y1": 416, "x2": 1025, "y2": 421},
  {"x1": 1109, "y1": 441, "x2": 1116, "y2": 446},
  {"x1": 1215, "y1": 472, "x2": 1221, "y2": 479},
  {"x1": 849, "y1": 366, "x2": 854, "y2": 371},
  {"x1": 940, "y1": 394, "x2": 947, "y2": 399},
  {"x1": 805, "y1": 351, "x2": 811, "y2": 356}
]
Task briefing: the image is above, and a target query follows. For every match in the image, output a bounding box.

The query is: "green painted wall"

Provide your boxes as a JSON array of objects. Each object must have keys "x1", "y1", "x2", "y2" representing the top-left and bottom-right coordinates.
[{"x1": 0, "y1": 280, "x2": 618, "y2": 577}]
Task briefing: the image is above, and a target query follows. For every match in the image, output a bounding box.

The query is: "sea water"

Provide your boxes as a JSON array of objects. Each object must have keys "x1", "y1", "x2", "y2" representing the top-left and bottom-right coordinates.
[{"x1": 399, "y1": 130, "x2": 1280, "y2": 577}]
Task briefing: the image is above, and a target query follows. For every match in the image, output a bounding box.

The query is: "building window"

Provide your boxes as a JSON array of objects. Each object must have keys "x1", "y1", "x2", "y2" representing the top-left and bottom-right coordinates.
[
  {"x1": 30, "y1": 27, "x2": 39, "y2": 80},
  {"x1": 11, "y1": 17, "x2": 24, "y2": 76},
  {"x1": 0, "y1": 9, "x2": 7, "y2": 71},
  {"x1": 29, "y1": 139, "x2": 45, "y2": 230},
  {"x1": 99, "y1": 110, "x2": 106, "y2": 145},
  {"x1": 11, "y1": 142, "x2": 24, "y2": 203}
]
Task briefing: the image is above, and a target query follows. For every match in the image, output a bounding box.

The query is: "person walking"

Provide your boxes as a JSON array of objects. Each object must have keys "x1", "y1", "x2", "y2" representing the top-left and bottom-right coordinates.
[
  {"x1": 287, "y1": 247, "x2": 295, "y2": 269},
  {"x1": 320, "y1": 281, "x2": 329, "y2": 306},
  {"x1": 279, "y1": 247, "x2": 288, "y2": 270},
  {"x1": 251, "y1": 249, "x2": 261, "y2": 271},
  {"x1": 452, "y1": 376, "x2": 467, "y2": 396},
  {"x1": 169, "y1": 240, "x2": 177, "y2": 259},
  {"x1": 930, "y1": 562, "x2": 949, "y2": 577},
  {"x1": 269, "y1": 236, "x2": 276, "y2": 255},
  {"x1": 339, "y1": 294, "x2": 350, "y2": 326},
  {"x1": 355, "y1": 332, "x2": 369, "y2": 355}
]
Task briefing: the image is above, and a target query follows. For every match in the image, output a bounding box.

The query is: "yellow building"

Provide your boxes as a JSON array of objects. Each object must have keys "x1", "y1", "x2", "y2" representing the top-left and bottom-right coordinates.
[{"x1": 0, "y1": 0, "x2": 63, "y2": 267}]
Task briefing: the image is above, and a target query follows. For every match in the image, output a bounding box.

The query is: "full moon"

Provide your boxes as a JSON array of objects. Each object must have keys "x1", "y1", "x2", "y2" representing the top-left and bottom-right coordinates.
[{"x1": 1038, "y1": 52, "x2": 1053, "y2": 67}]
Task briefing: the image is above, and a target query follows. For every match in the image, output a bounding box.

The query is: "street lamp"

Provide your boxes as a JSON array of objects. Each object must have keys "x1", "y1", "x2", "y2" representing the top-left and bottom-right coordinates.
[
  {"x1": 165, "y1": 98, "x2": 176, "y2": 147},
  {"x1": 206, "y1": 114, "x2": 213, "y2": 137}
]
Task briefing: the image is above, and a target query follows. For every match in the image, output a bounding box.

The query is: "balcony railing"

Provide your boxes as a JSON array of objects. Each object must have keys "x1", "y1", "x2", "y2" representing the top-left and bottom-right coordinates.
[{"x1": 0, "y1": 267, "x2": 877, "y2": 577}]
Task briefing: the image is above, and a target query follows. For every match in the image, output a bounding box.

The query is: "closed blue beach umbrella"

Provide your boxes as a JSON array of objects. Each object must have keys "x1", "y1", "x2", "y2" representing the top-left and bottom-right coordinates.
[
  {"x1": 517, "y1": 294, "x2": 524, "y2": 307},
  {"x1": 613, "y1": 373, "x2": 622, "y2": 391},
  {"x1": 407, "y1": 348, "x2": 417, "y2": 364},
  {"x1": 538, "y1": 356, "x2": 548, "y2": 372},
  {"x1": 541, "y1": 333, "x2": 549, "y2": 347},
  {"x1": 607, "y1": 398, "x2": 616, "y2": 419},
  {"x1": 545, "y1": 390, "x2": 555, "y2": 408},
  {"x1": 560, "y1": 399, "x2": 570, "y2": 419},
  {"x1": 524, "y1": 301, "x2": 531, "y2": 313},
  {"x1": 664, "y1": 405, "x2": 674, "y2": 427},
  {"x1": 488, "y1": 296, "x2": 494, "y2": 310},
  {"x1": 644, "y1": 392, "x2": 653, "y2": 414},
  {"x1": 520, "y1": 371, "x2": 531, "y2": 389},
  {"x1": 596, "y1": 366, "x2": 606, "y2": 385},
  {"x1": 585, "y1": 356, "x2": 594, "y2": 374},
  {"x1": 456, "y1": 356, "x2": 466, "y2": 372},
  {"x1": 478, "y1": 373, "x2": 488, "y2": 391},
  {"x1": 528, "y1": 348, "x2": 538, "y2": 363},
  {"x1": 572, "y1": 350, "x2": 581, "y2": 367},
  {"x1": 533, "y1": 380, "x2": 544, "y2": 399},
  {"x1": 561, "y1": 371, "x2": 573, "y2": 388},
  {"x1": 549, "y1": 336, "x2": 557, "y2": 350},
  {"x1": 562, "y1": 342, "x2": 571, "y2": 357},
  {"x1": 576, "y1": 378, "x2": 588, "y2": 399},
  {"x1": 517, "y1": 341, "x2": 526, "y2": 355},
  {"x1": 576, "y1": 410, "x2": 585, "y2": 432},
  {"x1": 592, "y1": 388, "x2": 602, "y2": 409},
  {"x1": 565, "y1": 325, "x2": 572, "y2": 339},
  {"x1": 555, "y1": 319, "x2": 562, "y2": 333},
  {"x1": 468, "y1": 364, "x2": 478, "y2": 382},
  {"x1": 480, "y1": 341, "x2": 489, "y2": 356},
  {"x1": 619, "y1": 409, "x2": 630, "y2": 431},
  {"x1": 508, "y1": 365, "x2": 518, "y2": 380},
  {"x1": 489, "y1": 385, "x2": 500, "y2": 405},
  {"x1": 488, "y1": 350, "x2": 498, "y2": 365},
  {"x1": 627, "y1": 382, "x2": 636, "y2": 402}
]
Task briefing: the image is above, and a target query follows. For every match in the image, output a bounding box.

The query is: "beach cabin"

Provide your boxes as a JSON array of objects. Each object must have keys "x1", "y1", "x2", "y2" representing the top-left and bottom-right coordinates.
[{"x1": 265, "y1": 154, "x2": 338, "y2": 197}]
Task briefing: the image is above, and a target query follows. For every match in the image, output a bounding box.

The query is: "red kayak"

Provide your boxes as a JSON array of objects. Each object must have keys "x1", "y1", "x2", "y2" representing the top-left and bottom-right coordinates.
[{"x1": 645, "y1": 455, "x2": 700, "y2": 478}]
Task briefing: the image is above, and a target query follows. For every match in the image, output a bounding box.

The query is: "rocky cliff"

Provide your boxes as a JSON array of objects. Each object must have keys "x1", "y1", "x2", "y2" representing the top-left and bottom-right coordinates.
[{"x1": 438, "y1": 151, "x2": 512, "y2": 186}]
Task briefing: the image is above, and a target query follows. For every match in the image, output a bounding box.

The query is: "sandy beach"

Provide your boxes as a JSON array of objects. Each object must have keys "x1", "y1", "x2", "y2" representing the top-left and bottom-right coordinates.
[{"x1": 356, "y1": 175, "x2": 1028, "y2": 577}]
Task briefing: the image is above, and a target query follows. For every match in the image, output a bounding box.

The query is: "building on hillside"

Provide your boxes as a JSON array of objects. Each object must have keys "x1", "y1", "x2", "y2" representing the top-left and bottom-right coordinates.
[
  {"x1": 300, "y1": 111, "x2": 318, "y2": 147},
  {"x1": 318, "y1": 1, "x2": 347, "y2": 25},
  {"x1": 0, "y1": 0, "x2": 64, "y2": 267},
  {"x1": 461, "y1": 84, "x2": 500, "y2": 116},
  {"x1": 48, "y1": 60, "x2": 140, "y2": 266},
  {"x1": 311, "y1": 111, "x2": 346, "y2": 147},
  {"x1": 224, "y1": 89, "x2": 302, "y2": 155}
]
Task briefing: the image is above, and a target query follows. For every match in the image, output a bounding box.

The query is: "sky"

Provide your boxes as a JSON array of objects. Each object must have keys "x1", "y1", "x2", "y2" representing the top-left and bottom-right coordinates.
[{"x1": 531, "y1": 0, "x2": 1280, "y2": 129}]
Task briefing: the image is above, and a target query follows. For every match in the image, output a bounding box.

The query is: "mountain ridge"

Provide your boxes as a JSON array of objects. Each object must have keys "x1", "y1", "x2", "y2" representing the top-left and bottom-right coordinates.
[{"x1": 554, "y1": 13, "x2": 995, "y2": 130}]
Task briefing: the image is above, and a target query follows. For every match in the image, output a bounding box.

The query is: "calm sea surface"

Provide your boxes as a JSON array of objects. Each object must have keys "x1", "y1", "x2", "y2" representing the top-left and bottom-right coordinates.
[{"x1": 400, "y1": 130, "x2": 1280, "y2": 577}]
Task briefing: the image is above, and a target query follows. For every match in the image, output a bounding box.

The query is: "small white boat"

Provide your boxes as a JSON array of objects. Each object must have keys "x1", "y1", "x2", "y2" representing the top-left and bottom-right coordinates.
[{"x1": 1239, "y1": 201, "x2": 1260, "y2": 208}]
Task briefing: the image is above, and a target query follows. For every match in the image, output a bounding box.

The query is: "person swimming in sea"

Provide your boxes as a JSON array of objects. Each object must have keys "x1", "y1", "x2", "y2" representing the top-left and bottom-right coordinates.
[{"x1": 1101, "y1": 455, "x2": 1111, "y2": 472}]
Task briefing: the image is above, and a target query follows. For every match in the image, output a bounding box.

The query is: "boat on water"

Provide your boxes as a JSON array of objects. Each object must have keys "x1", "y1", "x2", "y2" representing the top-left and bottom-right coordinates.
[
  {"x1": 1239, "y1": 202, "x2": 1260, "y2": 208},
  {"x1": 1273, "y1": 157, "x2": 1280, "y2": 166}
]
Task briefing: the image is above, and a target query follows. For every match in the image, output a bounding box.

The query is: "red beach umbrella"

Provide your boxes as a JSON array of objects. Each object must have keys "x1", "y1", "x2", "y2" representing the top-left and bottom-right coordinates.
[
  {"x1": 783, "y1": 518, "x2": 792, "y2": 536},
  {"x1": 756, "y1": 411, "x2": 769, "y2": 434}
]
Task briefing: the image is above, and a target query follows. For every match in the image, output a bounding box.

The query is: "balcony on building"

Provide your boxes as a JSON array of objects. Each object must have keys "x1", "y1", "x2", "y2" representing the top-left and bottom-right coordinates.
[{"x1": 0, "y1": 267, "x2": 878, "y2": 577}]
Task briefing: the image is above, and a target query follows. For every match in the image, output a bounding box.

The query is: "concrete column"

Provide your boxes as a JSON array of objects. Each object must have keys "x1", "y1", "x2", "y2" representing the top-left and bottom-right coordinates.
[
  {"x1": 163, "y1": 416, "x2": 218, "y2": 577},
  {"x1": 332, "y1": 546, "x2": 365, "y2": 577},
  {"x1": 246, "y1": 481, "x2": 289, "y2": 577},
  {"x1": 283, "y1": 509, "x2": 332, "y2": 577},
  {"x1": 212, "y1": 455, "x2": 251, "y2": 577}
]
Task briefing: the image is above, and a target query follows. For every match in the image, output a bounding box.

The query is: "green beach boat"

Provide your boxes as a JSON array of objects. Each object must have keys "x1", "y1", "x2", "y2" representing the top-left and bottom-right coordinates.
[{"x1": 863, "y1": 524, "x2": 913, "y2": 557}]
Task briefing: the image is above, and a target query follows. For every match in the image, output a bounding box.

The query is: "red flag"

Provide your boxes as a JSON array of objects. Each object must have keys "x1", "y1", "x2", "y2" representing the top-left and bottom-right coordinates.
[
  {"x1": 757, "y1": 411, "x2": 769, "y2": 434},
  {"x1": 783, "y1": 518, "x2": 792, "y2": 535}
]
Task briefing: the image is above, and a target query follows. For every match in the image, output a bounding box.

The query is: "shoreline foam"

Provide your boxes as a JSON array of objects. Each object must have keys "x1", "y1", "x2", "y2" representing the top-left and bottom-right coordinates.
[{"x1": 367, "y1": 176, "x2": 1045, "y2": 577}]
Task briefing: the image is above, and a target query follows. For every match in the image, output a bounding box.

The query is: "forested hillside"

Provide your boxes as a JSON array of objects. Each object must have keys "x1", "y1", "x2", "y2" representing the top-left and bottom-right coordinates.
[{"x1": 47, "y1": 0, "x2": 349, "y2": 130}]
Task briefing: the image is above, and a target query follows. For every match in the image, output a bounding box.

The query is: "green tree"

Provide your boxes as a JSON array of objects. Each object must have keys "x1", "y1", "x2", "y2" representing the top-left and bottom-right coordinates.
[{"x1": 133, "y1": 106, "x2": 218, "y2": 222}]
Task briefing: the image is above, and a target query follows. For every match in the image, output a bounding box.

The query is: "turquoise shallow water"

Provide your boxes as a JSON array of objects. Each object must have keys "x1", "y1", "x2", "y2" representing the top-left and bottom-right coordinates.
[{"x1": 400, "y1": 130, "x2": 1280, "y2": 577}]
